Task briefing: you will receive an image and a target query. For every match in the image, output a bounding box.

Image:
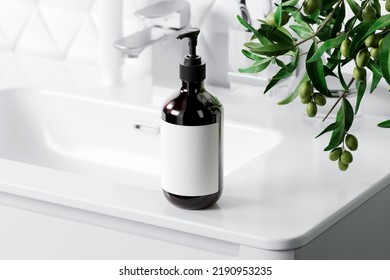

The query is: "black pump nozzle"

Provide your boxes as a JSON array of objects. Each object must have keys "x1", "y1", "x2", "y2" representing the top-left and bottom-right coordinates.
[
  {"x1": 177, "y1": 28, "x2": 200, "y2": 58},
  {"x1": 177, "y1": 28, "x2": 205, "y2": 82}
]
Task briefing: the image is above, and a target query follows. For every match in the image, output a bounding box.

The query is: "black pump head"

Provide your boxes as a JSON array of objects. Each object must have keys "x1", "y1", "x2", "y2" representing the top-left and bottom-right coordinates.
[{"x1": 177, "y1": 28, "x2": 205, "y2": 82}]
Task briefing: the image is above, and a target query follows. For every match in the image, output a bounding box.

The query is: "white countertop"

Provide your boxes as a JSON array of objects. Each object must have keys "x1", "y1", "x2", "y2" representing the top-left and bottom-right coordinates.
[{"x1": 1, "y1": 52, "x2": 390, "y2": 251}]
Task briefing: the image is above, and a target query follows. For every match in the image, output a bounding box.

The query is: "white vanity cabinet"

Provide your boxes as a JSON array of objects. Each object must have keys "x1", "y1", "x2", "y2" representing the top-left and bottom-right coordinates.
[
  {"x1": 0, "y1": 192, "x2": 293, "y2": 260},
  {"x1": 1, "y1": 183, "x2": 389, "y2": 260}
]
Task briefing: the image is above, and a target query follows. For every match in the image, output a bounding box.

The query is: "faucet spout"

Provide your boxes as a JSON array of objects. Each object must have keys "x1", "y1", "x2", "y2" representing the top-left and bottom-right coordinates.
[
  {"x1": 115, "y1": 1, "x2": 190, "y2": 88},
  {"x1": 114, "y1": 26, "x2": 182, "y2": 58}
]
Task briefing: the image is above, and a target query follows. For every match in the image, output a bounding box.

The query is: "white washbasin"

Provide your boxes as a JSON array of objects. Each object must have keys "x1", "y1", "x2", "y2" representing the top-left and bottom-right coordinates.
[{"x1": 0, "y1": 88, "x2": 282, "y2": 190}]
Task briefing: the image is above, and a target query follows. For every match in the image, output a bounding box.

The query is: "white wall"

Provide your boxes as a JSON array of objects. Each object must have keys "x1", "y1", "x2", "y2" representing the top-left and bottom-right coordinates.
[{"x1": 0, "y1": 0, "x2": 265, "y2": 86}]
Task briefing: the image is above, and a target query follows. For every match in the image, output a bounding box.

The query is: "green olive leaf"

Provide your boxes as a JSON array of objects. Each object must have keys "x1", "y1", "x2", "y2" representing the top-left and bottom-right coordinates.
[
  {"x1": 328, "y1": 57, "x2": 344, "y2": 65},
  {"x1": 324, "y1": 66, "x2": 338, "y2": 78},
  {"x1": 349, "y1": 22, "x2": 372, "y2": 55},
  {"x1": 290, "y1": 25, "x2": 313, "y2": 39},
  {"x1": 326, "y1": 48, "x2": 342, "y2": 71},
  {"x1": 315, "y1": 122, "x2": 341, "y2": 139},
  {"x1": 324, "y1": 105, "x2": 345, "y2": 151},
  {"x1": 378, "y1": 120, "x2": 390, "y2": 128},
  {"x1": 367, "y1": 60, "x2": 383, "y2": 93},
  {"x1": 237, "y1": 15, "x2": 272, "y2": 46},
  {"x1": 265, "y1": 48, "x2": 300, "y2": 93},
  {"x1": 378, "y1": 33, "x2": 390, "y2": 85},
  {"x1": 364, "y1": 15, "x2": 390, "y2": 39},
  {"x1": 282, "y1": 0, "x2": 299, "y2": 6},
  {"x1": 289, "y1": 10, "x2": 312, "y2": 28},
  {"x1": 350, "y1": 15, "x2": 390, "y2": 55},
  {"x1": 322, "y1": 0, "x2": 339, "y2": 9},
  {"x1": 307, "y1": 35, "x2": 347, "y2": 63},
  {"x1": 258, "y1": 25, "x2": 294, "y2": 45},
  {"x1": 343, "y1": 97, "x2": 354, "y2": 132},
  {"x1": 345, "y1": 16, "x2": 356, "y2": 32},
  {"x1": 337, "y1": 64, "x2": 348, "y2": 90},
  {"x1": 278, "y1": 74, "x2": 309, "y2": 105},
  {"x1": 239, "y1": 57, "x2": 272, "y2": 73},
  {"x1": 373, "y1": 0, "x2": 381, "y2": 17},
  {"x1": 324, "y1": 98, "x2": 354, "y2": 151},
  {"x1": 306, "y1": 41, "x2": 330, "y2": 96},
  {"x1": 275, "y1": 4, "x2": 283, "y2": 27},
  {"x1": 317, "y1": 24, "x2": 333, "y2": 42},
  {"x1": 250, "y1": 43, "x2": 295, "y2": 56},
  {"x1": 346, "y1": 0, "x2": 359, "y2": 16},
  {"x1": 355, "y1": 79, "x2": 366, "y2": 115},
  {"x1": 275, "y1": 58, "x2": 287, "y2": 68},
  {"x1": 331, "y1": 2, "x2": 345, "y2": 37},
  {"x1": 299, "y1": 12, "x2": 318, "y2": 24},
  {"x1": 374, "y1": 0, "x2": 382, "y2": 17},
  {"x1": 277, "y1": 26, "x2": 295, "y2": 41},
  {"x1": 241, "y1": 49, "x2": 267, "y2": 61},
  {"x1": 243, "y1": 42, "x2": 263, "y2": 49}
]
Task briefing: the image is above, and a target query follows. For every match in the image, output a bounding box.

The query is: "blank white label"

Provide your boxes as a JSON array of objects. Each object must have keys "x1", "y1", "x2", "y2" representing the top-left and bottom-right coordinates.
[{"x1": 161, "y1": 120, "x2": 220, "y2": 196}]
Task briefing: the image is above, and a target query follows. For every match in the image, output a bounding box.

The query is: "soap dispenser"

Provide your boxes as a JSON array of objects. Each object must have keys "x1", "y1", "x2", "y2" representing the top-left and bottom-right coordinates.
[{"x1": 161, "y1": 28, "x2": 223, "y2": 210}]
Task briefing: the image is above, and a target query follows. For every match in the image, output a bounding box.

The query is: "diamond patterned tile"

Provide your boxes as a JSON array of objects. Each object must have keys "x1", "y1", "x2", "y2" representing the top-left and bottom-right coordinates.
[
  {"x1": 38, "y1": 0, "x2": 90, "y2": 11},
  {"x1": 0, "y1": 0, "x2": 234, "y2": 85},
  {"x1": 190, "y1": 0, "x2": 215, "y2": 27},
  {"x1": 200, "y1": 0, "x2": 237, "y2": 33},
  {"x1": 0, "y1": 0, "x2": 36, "y2": 48},
  {"x1": 66, "y1": 16, "x2": 98, "y2": 65},
  {"x1": 40, "y1": 5, "x2": 86, "y2": 55},
  {"x1": 82, "y1": 0, "x2": 95, "y2": 9},
  {"x1": 15, "y1": 8, "x2": 61, "y2": 58},
  {"x1": 0, "y1": 52, "x2": 28, "y2": 85},
  {"x1": 0, "y1": 26, "x2": 12, "y2": 50}
]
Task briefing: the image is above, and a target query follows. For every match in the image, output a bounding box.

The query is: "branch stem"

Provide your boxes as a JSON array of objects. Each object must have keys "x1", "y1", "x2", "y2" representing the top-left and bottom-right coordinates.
[
  {"x1": 322, "y1": 77, "x2": 355, "y2": 122},
  {"x1": 294, "y1": 0, "x2": 343, "y2": 47}
]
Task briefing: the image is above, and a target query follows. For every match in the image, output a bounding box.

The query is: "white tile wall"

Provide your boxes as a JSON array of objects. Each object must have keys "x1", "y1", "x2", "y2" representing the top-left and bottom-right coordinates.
[{"x1": 0, "y1": 0, "x2": 251, "y2": 86}]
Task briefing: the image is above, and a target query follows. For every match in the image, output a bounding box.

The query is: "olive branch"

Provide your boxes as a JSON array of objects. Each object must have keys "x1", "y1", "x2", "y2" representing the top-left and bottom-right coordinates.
[{"x1": 238, "y1": 0, "x2": 390, "y2": 171}]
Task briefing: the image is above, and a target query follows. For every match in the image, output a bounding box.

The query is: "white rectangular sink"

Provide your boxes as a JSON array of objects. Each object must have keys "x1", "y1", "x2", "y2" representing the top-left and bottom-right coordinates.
[{"x1": 0, "y1": 88, "x2": 281, "y2": 190}]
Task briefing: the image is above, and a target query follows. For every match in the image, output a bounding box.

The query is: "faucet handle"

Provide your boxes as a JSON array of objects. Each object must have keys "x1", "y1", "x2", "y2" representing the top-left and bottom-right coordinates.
[{"x1": 135, "y1": 1, "x2": 190, "y2": 29}]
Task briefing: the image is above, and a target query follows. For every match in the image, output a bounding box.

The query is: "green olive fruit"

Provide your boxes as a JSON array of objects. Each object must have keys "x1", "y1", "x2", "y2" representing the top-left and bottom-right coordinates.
[
  {"x1": 300, "y1": 96, "x2": 312, "y2": 104},
  {"x1": 303, "y1": 0, "x2": 321, "y2": 15},
  {"x1": 266, "y1": 11, "x2": 290, "y2": 26},
  {"x1": 355, "y1": 49, "x2": 370, "y2": 68},
  {"x1": 386, "y1": 0, "x2": 390, "y2": 12},
  {"x1": 340, "y1": 151, "x2": 353, "y2": 164},
  {"x1": 340, "y1": 39, "x2": 351, "y2": 57},
  {"x1": 362, "y1": 5, "x2": 377, "y2": 21},
  {"x1": 370, "y1": 47, "x2": 379, "y2": 60},
  {"x1": 329, "y1": 148, "x2": 342, "y2": 161},
  {"x1": 313, "y1": 93, "x2": 326, "y2": 106},
  {"x1": 345, "y1": 134, "x2": 358, "y2": 151},
  {"x1": 306, "y1": 101, "x2": 317, "y2": 118},
  {"x1": 378, "y1": 38, "x2": 384, "y2": 47},
  {"x1": 353, "y1": 67, "x2": 367, "y2": 82},
  {"x1": 364, "y1": 34, "x2": 379, "y2": 48},
  {"x1": 338, "y1": 159, "x2": 349, "y2": 171},
  {"x1": 265, "y1": 12, "x2": 276, "y2": 26},
  {"x1": 299, "y1": 81, "x2": 312, "y2": 100}
]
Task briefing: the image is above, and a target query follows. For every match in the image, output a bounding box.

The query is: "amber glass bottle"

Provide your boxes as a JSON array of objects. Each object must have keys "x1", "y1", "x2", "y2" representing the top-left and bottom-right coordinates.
[{"x1": 160, "y1": 28, "x2": 223, "y2": 210}]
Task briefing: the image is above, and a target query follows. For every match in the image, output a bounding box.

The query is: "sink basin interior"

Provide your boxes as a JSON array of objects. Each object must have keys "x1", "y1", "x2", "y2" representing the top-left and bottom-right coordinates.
[{"x1": 0, "y1": 89, "x2": 282, "y2": 190}]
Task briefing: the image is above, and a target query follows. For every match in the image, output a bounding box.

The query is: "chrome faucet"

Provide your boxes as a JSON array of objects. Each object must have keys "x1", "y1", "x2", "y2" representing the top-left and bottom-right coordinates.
[{"x1": 115, "y1": 1, "x2": 190, "y2": 88}]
